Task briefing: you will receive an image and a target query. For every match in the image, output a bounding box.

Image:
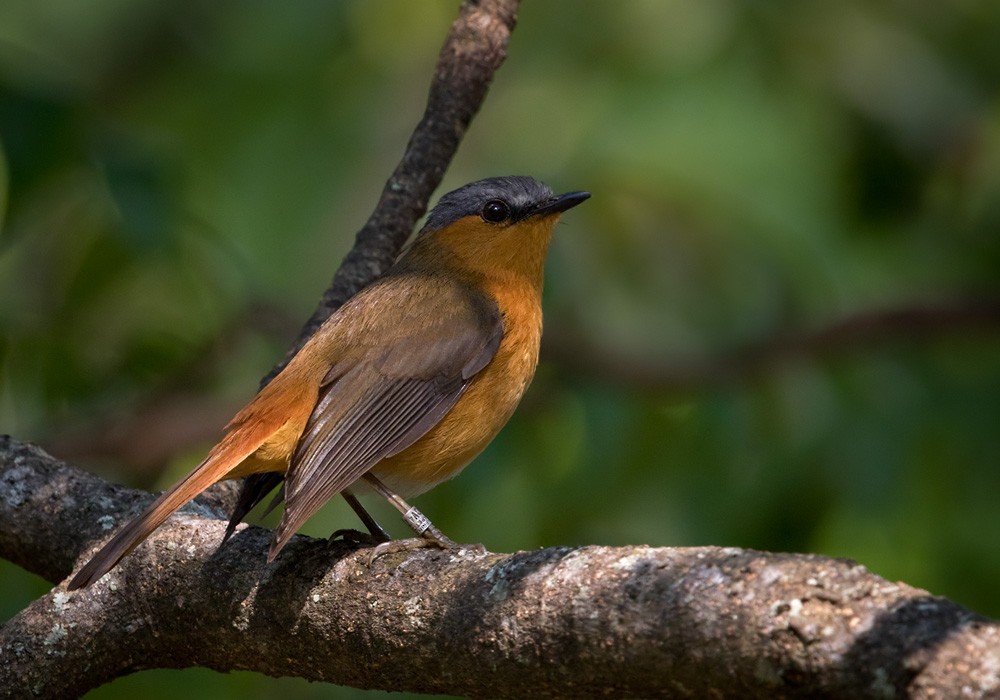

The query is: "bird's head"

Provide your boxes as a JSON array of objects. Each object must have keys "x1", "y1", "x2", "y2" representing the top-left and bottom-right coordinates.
[{"x1": 413, "y1": 176, "x2": 589, "y2": 283}]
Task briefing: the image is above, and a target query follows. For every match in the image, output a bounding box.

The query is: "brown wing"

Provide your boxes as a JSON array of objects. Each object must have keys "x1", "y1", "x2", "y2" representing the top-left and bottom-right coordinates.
[{"x1": 267, "y1": 275, "x2": 503, "y2": 559}]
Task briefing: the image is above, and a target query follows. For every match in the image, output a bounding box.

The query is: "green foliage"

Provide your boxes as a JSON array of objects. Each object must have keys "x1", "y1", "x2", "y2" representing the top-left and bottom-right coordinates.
[{"x1": 2, "y1": 1, "x2": 999, "y2": 697}]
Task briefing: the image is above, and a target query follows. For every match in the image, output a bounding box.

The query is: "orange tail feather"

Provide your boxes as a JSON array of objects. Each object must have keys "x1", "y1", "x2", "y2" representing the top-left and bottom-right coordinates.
[{"x1": 67, "y1": 393, "x2": 309, "y2": 590}]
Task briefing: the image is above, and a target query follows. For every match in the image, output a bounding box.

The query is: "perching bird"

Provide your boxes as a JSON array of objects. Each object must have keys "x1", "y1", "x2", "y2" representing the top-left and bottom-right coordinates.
[{"x1": 68, "y1": 175, "x2": 589, "y2": 590}]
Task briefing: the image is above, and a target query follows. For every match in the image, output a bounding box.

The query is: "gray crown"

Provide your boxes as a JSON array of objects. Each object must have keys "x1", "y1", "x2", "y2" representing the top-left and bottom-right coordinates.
[{"x1": 420, "y1": 176, "x2": 554, "y2": 234}]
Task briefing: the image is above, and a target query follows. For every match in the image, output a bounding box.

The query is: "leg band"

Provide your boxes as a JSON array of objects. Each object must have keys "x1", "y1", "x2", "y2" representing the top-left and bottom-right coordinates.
[{"x1": 403, "y1": 507, "x2": 432, "y2": 534}]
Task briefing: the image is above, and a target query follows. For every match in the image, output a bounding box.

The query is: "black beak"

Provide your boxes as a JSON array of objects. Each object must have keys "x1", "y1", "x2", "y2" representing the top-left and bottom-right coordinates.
[{"x1": 530, "y1": 191, "x2": 591, "y2": 218}]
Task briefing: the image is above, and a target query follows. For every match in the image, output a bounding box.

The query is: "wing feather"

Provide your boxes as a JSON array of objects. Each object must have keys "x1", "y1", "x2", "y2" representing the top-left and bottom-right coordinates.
[{"x1": 266, "y1": 276, "x2": 503, "y2": 559}]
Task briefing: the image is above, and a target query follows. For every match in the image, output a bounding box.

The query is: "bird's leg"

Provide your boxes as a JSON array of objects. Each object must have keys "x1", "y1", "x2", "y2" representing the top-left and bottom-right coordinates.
[
  {"x1": 362, "y1": 473, "x2": 456, "y2": 545},
  {"x1": 330, "y1": 491, "x2": 392, "y2": 544},
  {"x1": 361, "y1": 473, "x2": 469, "y2": 561}
]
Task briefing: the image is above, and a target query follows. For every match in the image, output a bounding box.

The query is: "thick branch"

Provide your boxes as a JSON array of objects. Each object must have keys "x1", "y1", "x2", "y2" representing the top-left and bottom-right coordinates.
[
  {"x1": 264, "y1": 0, "x2": 519, "y2": 384},
  {"x1": 2, "y1": 437, "x2": 999, "y2": 699}
]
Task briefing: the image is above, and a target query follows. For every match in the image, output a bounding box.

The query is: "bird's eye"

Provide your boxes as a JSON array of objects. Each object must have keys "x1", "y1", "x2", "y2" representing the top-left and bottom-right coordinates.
[{"x1": 481, "y1": 200, "x2": 511, "y2": 224}]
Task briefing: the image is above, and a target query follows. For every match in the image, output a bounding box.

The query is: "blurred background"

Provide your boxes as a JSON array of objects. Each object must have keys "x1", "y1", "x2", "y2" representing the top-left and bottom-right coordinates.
[{"x1": 2, "y1": 1, "x2": 999, "y2": 697}]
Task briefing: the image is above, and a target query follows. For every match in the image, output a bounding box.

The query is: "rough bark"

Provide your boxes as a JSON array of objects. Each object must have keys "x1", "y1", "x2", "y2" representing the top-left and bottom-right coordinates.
[{"x1": 2, "y1": 437, "x2": 999, "y2": 699}]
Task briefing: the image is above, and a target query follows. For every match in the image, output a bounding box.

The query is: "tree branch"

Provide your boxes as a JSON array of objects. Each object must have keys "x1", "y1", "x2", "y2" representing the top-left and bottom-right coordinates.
[
  {"x1": 2, "y1": 437, "x2": 999, "y2": 699},
  {"x1": 263, "y1": 0, "x2": 520, "y2": 384},
  {"x1": 543, "y1": 297, "x2": 1000, "y2": 393},
  {"x1": 39, "y1": 297, "x2": 1000, "y2": 472}
]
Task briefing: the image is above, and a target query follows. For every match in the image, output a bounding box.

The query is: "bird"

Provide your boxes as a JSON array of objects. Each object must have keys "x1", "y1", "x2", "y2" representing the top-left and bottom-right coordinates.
[{"x1": 67, "y1": 175, "x2": 589, "y2": 590}]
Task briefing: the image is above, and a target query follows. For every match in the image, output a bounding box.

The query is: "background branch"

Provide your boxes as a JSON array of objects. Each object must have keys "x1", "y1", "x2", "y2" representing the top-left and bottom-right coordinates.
[
  {"x1": 3, "y1": 437, "x2": 999, "y2": 699},
  {"x1": 544, "y1": 297, "x2": 1000, "y2": 393},
  {"x1": 41, "y1": 297, "x2": 1000, "y2": 473}
]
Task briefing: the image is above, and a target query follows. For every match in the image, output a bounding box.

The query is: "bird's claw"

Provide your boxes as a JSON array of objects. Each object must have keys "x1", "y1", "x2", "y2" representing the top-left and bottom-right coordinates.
[
  {"x1": 329, "y1": 528, "x2": 390, "y2": 546},
  {"x1": 365, "y1": 534, "x2": 485, "y2": 565}
]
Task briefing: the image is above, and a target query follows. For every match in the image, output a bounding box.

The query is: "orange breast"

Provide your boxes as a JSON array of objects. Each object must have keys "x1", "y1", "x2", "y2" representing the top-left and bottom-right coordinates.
[{"x1": 371, "y1": 273, "x2": 543, "y2": 496}]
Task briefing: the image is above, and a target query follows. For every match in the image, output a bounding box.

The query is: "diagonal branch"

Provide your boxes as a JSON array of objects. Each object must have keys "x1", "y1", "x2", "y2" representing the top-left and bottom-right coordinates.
[
  {"x1": 219, "y1": 0, "x2": 519, "y2": 519},
  {"x1": 2, "y1": 437, "x2": 999, "y2": 699},
  {"x1": 263, "y1": 0, "x2": 520, "y2": 384}
]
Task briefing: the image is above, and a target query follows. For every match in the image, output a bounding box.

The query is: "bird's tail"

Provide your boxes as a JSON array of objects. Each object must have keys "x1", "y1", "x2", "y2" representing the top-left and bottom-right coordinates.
[{"x1": 66, "y1": 385, "x2": 310, "y2": 590}]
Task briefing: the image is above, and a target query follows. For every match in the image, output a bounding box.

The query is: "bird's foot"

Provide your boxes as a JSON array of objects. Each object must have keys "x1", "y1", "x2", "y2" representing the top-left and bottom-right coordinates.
[
  {"x1": 330, "y1": 528, "x2": 390, "y2": 546},
  {"x1": 366, "y1": 528, "x2": 485, "y2": 565}
]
